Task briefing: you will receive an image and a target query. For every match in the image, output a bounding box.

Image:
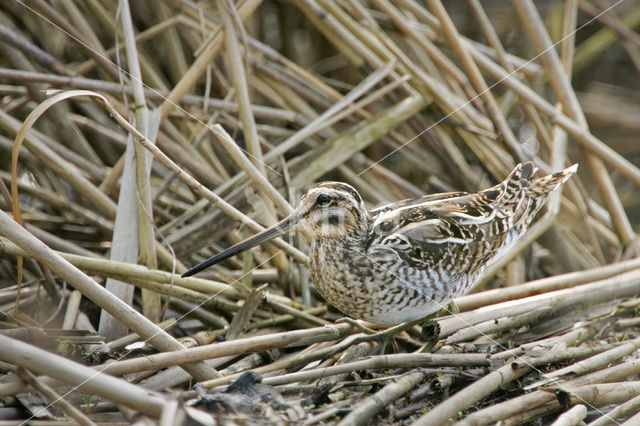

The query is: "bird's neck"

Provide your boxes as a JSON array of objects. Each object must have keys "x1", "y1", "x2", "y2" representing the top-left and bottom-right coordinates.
[{"x1": 314, "y1": 212, "x2": 372, "y2": 249}]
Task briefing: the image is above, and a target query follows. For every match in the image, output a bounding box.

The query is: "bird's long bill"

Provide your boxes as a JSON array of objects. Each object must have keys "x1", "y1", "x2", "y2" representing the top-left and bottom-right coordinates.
[{"x1": 181, "y1": 215, "x2": 297, "y2": 277}]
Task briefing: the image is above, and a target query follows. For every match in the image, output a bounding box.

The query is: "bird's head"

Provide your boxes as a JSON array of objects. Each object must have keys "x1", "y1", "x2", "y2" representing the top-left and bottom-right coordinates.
[
  {"x1": 181, "y1": 182, "x2": 367, "y2": 277},
  {"x1": 293, "y1": 182, "x2": 367, "y2": 239}
]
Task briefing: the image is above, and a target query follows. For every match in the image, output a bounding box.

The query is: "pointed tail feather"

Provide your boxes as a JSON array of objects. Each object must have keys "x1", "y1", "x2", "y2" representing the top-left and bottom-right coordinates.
[{"x1": 529, "y1": 163, "x2": 578, "y2": 195}]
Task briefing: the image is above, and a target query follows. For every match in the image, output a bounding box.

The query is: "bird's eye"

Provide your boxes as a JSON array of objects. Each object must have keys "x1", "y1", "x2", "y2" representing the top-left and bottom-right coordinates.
[{"x1": 316, "y1": 194, "x2": 331, "y2": 206}]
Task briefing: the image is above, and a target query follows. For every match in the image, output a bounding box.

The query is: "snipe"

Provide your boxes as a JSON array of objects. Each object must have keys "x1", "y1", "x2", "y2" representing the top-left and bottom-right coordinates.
[{"x1": 183, "y1": 162, "x2": 577, "y2": 325}]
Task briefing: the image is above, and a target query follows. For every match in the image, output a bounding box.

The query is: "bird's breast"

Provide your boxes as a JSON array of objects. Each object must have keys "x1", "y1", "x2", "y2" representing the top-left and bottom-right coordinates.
[
  {"x1": 308, "y1": 239, "x2": 379, "y2": 319},
  {"x1": 306, "y1": 239, "x2": 478, "y2": 324}
]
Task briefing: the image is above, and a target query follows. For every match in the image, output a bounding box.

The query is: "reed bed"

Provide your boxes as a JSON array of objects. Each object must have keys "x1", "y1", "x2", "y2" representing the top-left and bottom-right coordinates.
[{"x1": 0, "y1": 0, "x2": 639, "y2": 424}]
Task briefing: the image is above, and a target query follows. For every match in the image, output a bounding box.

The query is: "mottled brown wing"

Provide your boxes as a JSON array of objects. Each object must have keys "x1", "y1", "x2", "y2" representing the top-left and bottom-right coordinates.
[{"x1": 367, "y1": 163, "x2": 536, "y2": 271}]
